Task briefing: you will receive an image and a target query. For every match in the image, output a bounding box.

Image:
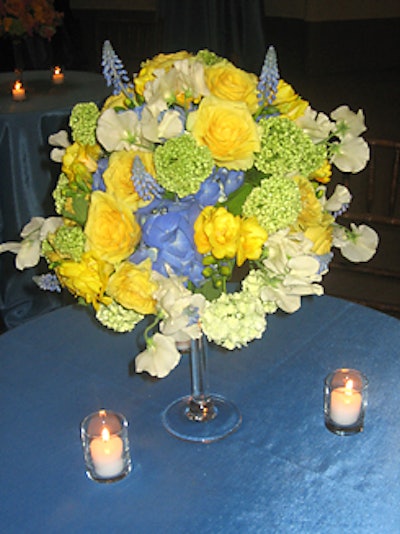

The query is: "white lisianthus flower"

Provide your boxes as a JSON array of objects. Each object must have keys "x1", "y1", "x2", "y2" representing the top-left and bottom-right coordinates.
[
  {"x1": 201, "y1": 292, "x2": 266, "y2": 350},
  {"x1": 324, "y1": 184, "x2": 352, "y2": 213},
  {"x1": 48, "y1": 129, "x2": 71, "y2": 162},
  {"x1": 330, "y1": 133, "x2": 370, "y2": 173},
  {"x1": 135, "y1": 333, "x2": 181, "y2": 378},
  {"x1": 333, "y1": 223, "x2": 379, "y2": 262},
  {"x1": 295, "y1": 106, "x2": 333, "y2": 143},
  {"x1": 330, "y1": 105, "x2": 367, "y2": 137},
  {"x1": 0, "y1": 216, "x2": 62, "y2": 270},
  {"x1": 141, "y1": 107, "x2": 184, "y2": 143},
  {"x1": 153, "y1": 271, "x2": 205, "y2": 342},
  {"x1": 97, "y1": 108, "x2": 151, "y2": 151}
]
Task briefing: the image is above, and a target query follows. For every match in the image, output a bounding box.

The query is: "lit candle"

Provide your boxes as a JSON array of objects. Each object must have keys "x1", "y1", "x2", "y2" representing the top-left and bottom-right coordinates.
[
  {"x1": 52, "y1": 66, "x2": 64, "y2": 84},
  {"x1": 12, "y1": 80, "x2": 26, "y2": 101},
  {"x1": 89, "y1": 427, "x2": 124, "y2": 478},
  {"x1": 330, "y1": 379, "x2": 362, "y2": 426}
]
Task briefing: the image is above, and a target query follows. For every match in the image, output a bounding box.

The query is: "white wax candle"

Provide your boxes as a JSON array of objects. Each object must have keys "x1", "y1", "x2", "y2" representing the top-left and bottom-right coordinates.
[
  {"x1": 52, "y1": 67, "x2": 64, "y2": 84},
  {"x1": 90, "y1": 427, "x2": 124, "y2": 478},
  {"x1": 330, "y1": 380, "x2": 362, "y2": 426},
  {"x1": 12, "y1": 80, "x2": 26, "y2": 101}
]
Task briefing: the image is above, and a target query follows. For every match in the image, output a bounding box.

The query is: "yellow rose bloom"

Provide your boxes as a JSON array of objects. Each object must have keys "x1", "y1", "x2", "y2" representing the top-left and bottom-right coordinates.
[
  {"x1": 188, "y1": 96, "x2": 260, "y2": 170},
  {"x1": 194, "y1": 206, "x2": 241, "y2": 259},
  {"x1": 107, "y1": 259, "x2": 158, "y2": 315},
  {"x1": 56, "y1": 252, "x2": 113, "y2": 310},
  {"x1": 205, "y1": 62, "x2": 259, "y2": 114},
  {"x1": 134, "y1": 51, "x2": 193, "y2": 96},
  {"x1": 274, "y1": 80, "x2": 309, "y2": 120},
  {"x1": 85, "y1": 191, "x2": 141, "y2": 264},
  {"x1": 103, "y1": 150, "x2": 155, "y2": 210},
  {"x1": 294, "y1": 175, "x2": 324, "y2": 228},
  {"x1": 236, "y1": 217, "x2": 268, "y2": 267}
]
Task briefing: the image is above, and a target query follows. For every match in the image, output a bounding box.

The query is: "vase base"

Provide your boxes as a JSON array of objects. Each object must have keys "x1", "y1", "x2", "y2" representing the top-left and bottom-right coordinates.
[{"x1": 162, "y1": 394, "x2": 242, "y2": 443}]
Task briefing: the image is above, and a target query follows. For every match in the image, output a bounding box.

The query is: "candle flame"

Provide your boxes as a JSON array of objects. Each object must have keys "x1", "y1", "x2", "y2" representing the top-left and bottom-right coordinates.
[
  {"x1": 54, "y1": 66, "x2": 62, "y2": 75},
  {"x1": 101, "y1": 427, "x2": 110, "y2": 442},
  {"x1": 14, "y1": 80, "x2": 22, "y2": 90},
  {"x1": 345, "y1": 379, "x2": 354, "y2": 392}
]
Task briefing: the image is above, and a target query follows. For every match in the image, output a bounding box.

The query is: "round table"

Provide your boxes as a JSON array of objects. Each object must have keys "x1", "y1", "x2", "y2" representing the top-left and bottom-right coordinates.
[
  {"x1": 0, "y1": 295, "x2": 399, "y2": 533},
  {"x1": 0, "y1": 70, "x2": 111, "y2": 329}
]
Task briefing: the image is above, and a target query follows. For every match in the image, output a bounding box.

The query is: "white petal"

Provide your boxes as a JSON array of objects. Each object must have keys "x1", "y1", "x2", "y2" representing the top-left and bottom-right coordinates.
[
  {"x1": 135, "y1": 333, "x2": 181, "y2": 378},
  {"x1": 48, "y1": 130, "x2": 70, "y2": 148},
  {"x1": 332, "y1": 135, "x2": 370, "y2": 173}
]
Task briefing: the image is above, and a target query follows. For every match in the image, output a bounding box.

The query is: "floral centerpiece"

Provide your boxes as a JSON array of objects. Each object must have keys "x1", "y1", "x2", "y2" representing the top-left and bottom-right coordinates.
[
  {"x1": 0, "y1": 0, "x2": 63, "y2": 40},
  {"x1": 1, "y1": 42, "x2": 378, "y2": 380}
]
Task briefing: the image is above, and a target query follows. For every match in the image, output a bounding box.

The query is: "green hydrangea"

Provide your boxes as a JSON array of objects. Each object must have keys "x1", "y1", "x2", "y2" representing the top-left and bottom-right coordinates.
[
  {"x1": 154, "y1": 134, "x2": 214, "y2": 198},
  {"x1": 53, "y1": 225, "x2": 86, "y2": 261},
  {"x1": 201, "y1": 291, "x2": 266, "y2": 349},
  {"x1": 69, "y1": 102, "x2": 100, "y2": 145},
  {"x1": 96, "y1": 301, "x2": 143, "y2": 333},
  {"x1": 242, "y1": 176, "x2": 301, "y2": 234},
  {"x1": 241, "y1": 270, "x2": 278, "y2": 314},
  {"x1": 52, "y1": 173, "x2": 69, "y2": 214},
  {"x1": 255, "y1": 117, "x2": 326, "y2": 177}
]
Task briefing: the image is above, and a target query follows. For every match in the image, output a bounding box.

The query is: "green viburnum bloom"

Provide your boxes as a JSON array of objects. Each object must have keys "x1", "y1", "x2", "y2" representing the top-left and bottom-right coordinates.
[
  {"x1": 255, "y1": 116, "x2": 326, "y2": 177},
  {"x1": 96, "y1": 301, "x2": 144, "y2": 333},
  {"x1": 154, "y1": 134, "x2": 214, "y2": 197},
  {"x1": 43, "y1": 225, "x2": 86, "y2": 262},
  {"x1": 52, "y1": 173, "x2": 69, "y2": 214},
  {"x1": 196, "y1": 49, "x2": 224, "y2": 66},
  {"x1": 201, "y1": 291, "x2": 267, "y2": 350},
  {"x1": 69, "y1": 102, "x2": 100, "y2": 145},
  {"x1": 242, "y1": 175, "x2": 301, "y2": 234}
]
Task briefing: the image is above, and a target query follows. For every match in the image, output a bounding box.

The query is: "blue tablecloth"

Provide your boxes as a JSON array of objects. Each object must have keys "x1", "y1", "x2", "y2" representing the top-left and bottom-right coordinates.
[
  {"x1": 1, "y1": 295, "x2": 400, "y2": 533},
  {"x1": 0, "y1": 70, "x2": 110, "y2": 329}
]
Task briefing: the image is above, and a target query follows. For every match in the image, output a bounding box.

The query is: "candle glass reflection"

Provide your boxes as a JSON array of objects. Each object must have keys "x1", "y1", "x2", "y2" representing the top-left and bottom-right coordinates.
[
  {"x1": 324, "y1": 369, "x2": 368, "y2": 436},
  {"x1": 80, "y1": 410, "x2": 132, "y2": 482}
]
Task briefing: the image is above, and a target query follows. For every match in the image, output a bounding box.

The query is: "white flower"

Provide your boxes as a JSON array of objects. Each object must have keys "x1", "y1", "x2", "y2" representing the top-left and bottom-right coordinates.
[
  {"x1": 330, "y1": 133, "x2": 370, "y2": 173},
  {"x1": 324, "y1": 184, "x2": 352, "y2": 212},
  {"x1": 48, "y1": 129, "x2": 71, "y2": 162},
  {"x1": 333, "y1": 223, "x2": 379, "y2": 262},
  {"x1": 153, "y1": 271, "x2": 205, "y2": 341},
  {"x1": 0, "y1": 216, "x2": 62, "y2": 270},
  {"x1": 331, "y1": 105, "x2": 367, "y2": 137},
  {"x1": 295, "y1": 106, "x2": 333, "y2": 142},
  {"x1": 141, "y1": 107, "x2": 184, "y2": 143},
  {"x1": 96, "y1": 108, "x2": 151, "y2": 151},
  {"x1": 135, "y1": 333, "x2": 181, "y2": 378}
]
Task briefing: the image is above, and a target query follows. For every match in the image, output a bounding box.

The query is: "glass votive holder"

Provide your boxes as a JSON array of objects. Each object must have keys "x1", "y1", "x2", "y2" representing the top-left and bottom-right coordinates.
[
  {"x1": 80, "y1": 409, "x2": 132, "y2": 483},
  {"x1": 324, "y1": 368, "x2": 369, "y2": 436}
]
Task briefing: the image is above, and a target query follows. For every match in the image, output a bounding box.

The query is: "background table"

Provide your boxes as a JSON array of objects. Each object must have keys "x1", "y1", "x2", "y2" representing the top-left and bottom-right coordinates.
[
  {"x1": 1, "y1": 295, "x2": 400, "y2": 533},
  {"x1": 0, "y1": 70, "x2": 110, "y2": 329}
]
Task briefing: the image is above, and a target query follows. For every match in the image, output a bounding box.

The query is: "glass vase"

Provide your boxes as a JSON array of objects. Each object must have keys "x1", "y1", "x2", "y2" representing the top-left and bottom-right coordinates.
[{"x1": 162, "y1": 334, "x2": 242, "y2": 442}]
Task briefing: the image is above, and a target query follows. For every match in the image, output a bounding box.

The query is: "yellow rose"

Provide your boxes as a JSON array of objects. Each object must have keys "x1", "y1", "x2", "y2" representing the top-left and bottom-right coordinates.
[
  {"x1": 274, "y1": 80, "x2": 309, "y2": 120},
  {"x1": 56, "y1": 252, "x2": 113, "y2": 310},
  {"x1": 134, "y1": 51, "x2": 193, "y2": 96},
  {"x1": 205, "y1": 62, "x2": 259, "y2": 113},
  {"x1": 236, "y1": 217, "x2": 268, "y2": 267},
  {"x1": 85, "y1": 191, "x2": 141, "y2": 264},
  {"x1": 303, "y1": 213, "x2": 334, "y2": 255},
  {"x1": 294, "y1": 175, "x2": 323, "y2": 228},
  {"x1": 194, "y1": 206, "x2": 241, "y2": 259},
  {"x1": 103, "y1": 150, "x2": 155, "y2": 210},
  {"x1": 107, "y1": 259, "x2": 157, "y2": 315},
  {"x1": 188, "y1": 96, "x2": 260, "y2": 170}
]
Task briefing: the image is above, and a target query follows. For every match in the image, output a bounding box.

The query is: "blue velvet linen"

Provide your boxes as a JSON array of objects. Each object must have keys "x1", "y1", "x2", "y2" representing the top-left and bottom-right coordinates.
[
  {"x1": 0, "y1": 71, "x2": 110, "y2": 329},
  {"x1": 0, "y1": 295, "x2": 399, "y2": 533}
]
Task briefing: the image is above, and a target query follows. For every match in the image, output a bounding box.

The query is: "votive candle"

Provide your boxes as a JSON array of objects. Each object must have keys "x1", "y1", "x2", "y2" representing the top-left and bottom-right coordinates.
[
  {"x1": 12, "y1": 80, "x2": 26, "y2": 101},
  {"x1": 52, "y1": 66, "x2": 64, "y2": 84}
]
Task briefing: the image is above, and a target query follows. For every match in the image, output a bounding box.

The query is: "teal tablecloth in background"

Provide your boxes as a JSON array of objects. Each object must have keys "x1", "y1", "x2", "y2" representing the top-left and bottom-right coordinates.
[
  {"x1": 1, "y1": 295, "x2": 400, "y2": 533},
  {"x1": 0, "y1": 70, "x2": 110, "y2": 329}
]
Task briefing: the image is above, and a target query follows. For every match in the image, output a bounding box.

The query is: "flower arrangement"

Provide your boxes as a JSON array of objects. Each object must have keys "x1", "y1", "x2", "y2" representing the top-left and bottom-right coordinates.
[
  {"x1": 0, "y1": 41, "x2": 378, "y2": 378},
  {"x1": 0, "y1": 0, "x2": 63, "y2": 40}
]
